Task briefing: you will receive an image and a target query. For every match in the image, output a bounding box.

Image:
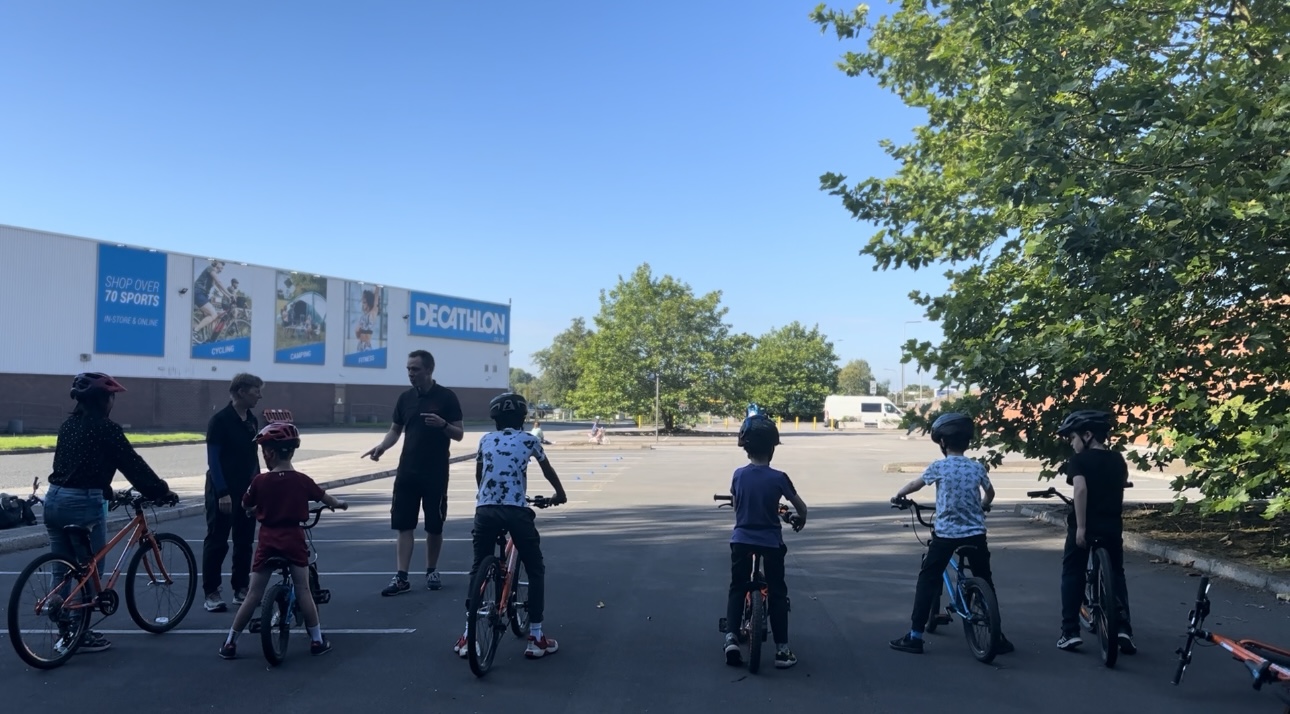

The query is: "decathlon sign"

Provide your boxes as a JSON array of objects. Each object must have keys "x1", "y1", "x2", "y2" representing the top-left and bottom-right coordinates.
[{"x1": 408, "y1": 291, "x2": 509, "y2": 344}]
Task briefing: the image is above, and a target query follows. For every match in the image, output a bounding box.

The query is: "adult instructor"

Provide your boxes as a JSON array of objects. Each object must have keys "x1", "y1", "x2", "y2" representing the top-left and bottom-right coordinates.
[
  {"x1": 363, "y1": 350, "x2": 464, "y2": 595},
  {"x1": 202, "y1": 372, "x2": 263, "y2": 613}
]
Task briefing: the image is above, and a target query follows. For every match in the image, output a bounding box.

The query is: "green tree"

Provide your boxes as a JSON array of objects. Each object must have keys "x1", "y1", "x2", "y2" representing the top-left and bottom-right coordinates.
[
  {"x1": 741, "y1": 322, "x2": 840, "y2": 418},
  {"x1": 509, "y1": 368, "x2": 538, "y2": 403},
  {"x1": 571, "y1": 264, "x2": 744, "y2": 430},
  {"x1": 812, "y1": 1, "x2": 1290, "y2": 514},
  {"x1": 532, "y1": 318, "x2": 591, "y2": 408},
  {"x1": 836, "y1": 359, "x2": 875, "y2": 395}
]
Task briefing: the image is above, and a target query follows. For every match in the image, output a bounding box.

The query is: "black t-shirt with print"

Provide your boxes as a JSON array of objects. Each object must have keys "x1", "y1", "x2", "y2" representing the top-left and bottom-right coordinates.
[
  {"x1": 392, "y1": 382, "x2": 463, "y2": 477},
  {"x1": 1062, "y1": 449, "x2": 1129, "y2": 537}
]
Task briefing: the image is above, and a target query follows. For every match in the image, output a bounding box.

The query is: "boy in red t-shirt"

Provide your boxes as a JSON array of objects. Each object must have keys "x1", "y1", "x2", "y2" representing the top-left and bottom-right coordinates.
[{"x1": 218, "y1": 420, "x2": 347, "y2": 659}]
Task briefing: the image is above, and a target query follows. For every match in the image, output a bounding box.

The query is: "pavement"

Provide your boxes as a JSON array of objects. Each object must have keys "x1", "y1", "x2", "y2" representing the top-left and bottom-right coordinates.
[{"x1": 2, "y1": 430, "x2": 1289, "y2": 713}]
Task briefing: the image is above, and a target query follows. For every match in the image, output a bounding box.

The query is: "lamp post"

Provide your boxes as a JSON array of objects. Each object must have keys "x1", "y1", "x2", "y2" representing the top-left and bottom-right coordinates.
[
  {"x1": 901, "y1": 320, "x2": 922, "y2": 407},
  {"x1": 654, "y1": 372, "x2": 660, "y2": 443}
]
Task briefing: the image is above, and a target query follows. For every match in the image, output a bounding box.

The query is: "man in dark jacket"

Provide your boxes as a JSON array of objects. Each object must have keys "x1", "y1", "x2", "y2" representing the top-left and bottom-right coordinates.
[{"x1": 202, "y1": 373, "x2": 263, "y2": 612}]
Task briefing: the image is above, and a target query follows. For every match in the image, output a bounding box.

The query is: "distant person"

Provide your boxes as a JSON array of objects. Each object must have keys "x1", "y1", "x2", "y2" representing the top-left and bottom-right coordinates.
[
  {"x1": 529, "y1": 420, "x2": 552, "y2": 445},
  {"x1": 362, "y1": 350, "x2": 464, "y2": 595},
  {"x1": 203, "y1": 373, "x2": 264, "y2": 613},
  {"x1": 46, "y1": 373, "x2": 178, "y2": 654}
]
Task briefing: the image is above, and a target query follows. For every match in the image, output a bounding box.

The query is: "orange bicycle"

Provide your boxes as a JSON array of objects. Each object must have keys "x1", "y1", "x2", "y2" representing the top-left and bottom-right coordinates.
[
  {"x1": 465, "y1": 495, "x2": 559, "y2": 677},
  {"x1": 1174, "y1": 575, "x2": 1290, "y2": 711},
  {"x1": 7, "y1": 488, "x2": 196, "y2": 670}
]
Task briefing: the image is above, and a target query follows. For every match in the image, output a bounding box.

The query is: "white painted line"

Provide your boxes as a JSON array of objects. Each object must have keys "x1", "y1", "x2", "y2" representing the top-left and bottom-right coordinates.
[
  {"x1": 0, "y1": 571, "x2": 471, "y2": 577},
  {"x1": 177, "y1": 538, "x2": 475, "y2": 544},
  {"x1": 6, "y1": 628, "x2": 416, "y2": 636}
]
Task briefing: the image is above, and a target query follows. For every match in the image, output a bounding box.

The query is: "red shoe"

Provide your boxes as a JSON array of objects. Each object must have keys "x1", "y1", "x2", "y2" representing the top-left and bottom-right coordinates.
[{"x1": 525, "y1": 634, "x2": 559, "y2": 659}]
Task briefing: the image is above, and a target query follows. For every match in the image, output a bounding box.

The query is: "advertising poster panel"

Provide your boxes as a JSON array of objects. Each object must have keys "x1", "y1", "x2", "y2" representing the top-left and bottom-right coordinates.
[
  {"x1": 191, "y1": 258, "x2": 252, "y2": 360},
  {"x1": 274, "y1": 272, "x2": 327, "y2": 365},
  {"x1": 344, "y1": 282, "x2": 387, "y2": 368},
  {"x1": 94, "y1": 243, "x2": 167, "y2": 356},
  {"x1": 408, "y1": 291, "x2": 509, "y2": 344}
]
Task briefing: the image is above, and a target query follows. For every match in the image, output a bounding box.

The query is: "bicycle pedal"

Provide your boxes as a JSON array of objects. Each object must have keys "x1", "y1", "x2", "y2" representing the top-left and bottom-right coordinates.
[
  {"x1": 315, "y1": 589, "x2": 331, "y2": 604},
  {"x1": 718, "y1": 617, "x2": 728, "y2": 633}
]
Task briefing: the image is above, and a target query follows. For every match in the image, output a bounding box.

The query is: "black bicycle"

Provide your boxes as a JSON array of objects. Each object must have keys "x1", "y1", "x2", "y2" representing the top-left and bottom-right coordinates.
[
  {"x1": 1027, "y1": 485, "x2": 1131, "y2": 668},
  {"x1": 714, "y1": 493, "x2": 803, "y2": 674}
]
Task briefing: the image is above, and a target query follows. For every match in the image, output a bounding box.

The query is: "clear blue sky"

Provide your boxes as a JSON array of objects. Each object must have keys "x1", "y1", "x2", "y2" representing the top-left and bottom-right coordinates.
[{"x1": 0, "y1": 1, "x2": 948, "y2": 390}]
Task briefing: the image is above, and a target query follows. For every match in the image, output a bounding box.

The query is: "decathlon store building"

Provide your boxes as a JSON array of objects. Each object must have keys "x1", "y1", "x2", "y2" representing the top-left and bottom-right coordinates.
[{"x1": 0, "y1": 224, "x2": 513, "y2": 432}]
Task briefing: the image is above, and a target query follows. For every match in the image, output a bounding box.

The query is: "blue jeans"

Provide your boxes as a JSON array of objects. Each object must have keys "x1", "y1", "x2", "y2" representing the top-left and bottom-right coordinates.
[{"x1": 43, "y1": 485, "x2": 108, "y2": 574}]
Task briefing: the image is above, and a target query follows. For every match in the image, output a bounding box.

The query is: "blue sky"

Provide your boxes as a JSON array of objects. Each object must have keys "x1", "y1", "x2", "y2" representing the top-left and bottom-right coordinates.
[{"x1": 0, "y1": 1, "x2": 948, "y2": 390}]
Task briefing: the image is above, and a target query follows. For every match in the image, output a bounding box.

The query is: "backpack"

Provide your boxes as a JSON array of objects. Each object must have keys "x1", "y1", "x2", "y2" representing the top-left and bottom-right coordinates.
[{"x1": 0, "y1": 493, "x2": 37, "y2": 530}]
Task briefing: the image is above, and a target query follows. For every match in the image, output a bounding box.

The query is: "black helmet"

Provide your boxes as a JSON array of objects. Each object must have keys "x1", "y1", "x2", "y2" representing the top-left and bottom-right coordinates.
[
  {"x1": 1057, "y1": 410, "x2": 1114, "y2": 437},
  {"x1": 70, "y1": 372, "x2": 127, "y2": 401},
  {"x1": 488, "y1": 392, "x2": 528, "y2": 421},
  {"x1": 930, "y1": 412, "x2": 973, "y2": 444},
  {"x1": 738, "y1": 415, "x2": 781, "y2": 450}
]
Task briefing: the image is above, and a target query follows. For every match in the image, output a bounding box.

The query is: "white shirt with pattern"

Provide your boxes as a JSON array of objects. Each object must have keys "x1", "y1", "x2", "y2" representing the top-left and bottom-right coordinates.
[
  {"x1": 474, "y1": 428, "x2": 547, "y2": 507},
  {"x1": 921, "y1": 455, "x2": 992, "y2": 539}
]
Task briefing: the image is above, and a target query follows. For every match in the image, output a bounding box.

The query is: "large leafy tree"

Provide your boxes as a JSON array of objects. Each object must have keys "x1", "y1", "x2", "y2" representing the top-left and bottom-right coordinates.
[
  {"x1": 812, "y1": 1, "x2": 1290, "y2": 513},
  {"x1": 837, "y1": 358, "x2": 881, "y2": 395},
  {"x1": 741, "y1": 322, "x2": 840, "y2": 417},
  {"x1": 531, "y1": 317, "x2": 592, "y2": 408},
  {"x1": 571, "y1": 264, "x2": 744, "y2": 430}
]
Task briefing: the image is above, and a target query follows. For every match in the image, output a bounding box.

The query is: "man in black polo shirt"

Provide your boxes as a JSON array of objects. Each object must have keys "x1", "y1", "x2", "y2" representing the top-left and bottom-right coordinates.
[
  {"x1": 363, "y1": 350, "x2": 464, "y2": 595},
  {"x1": 202, "y1": 373, "x2": 263, "y2": 612}
]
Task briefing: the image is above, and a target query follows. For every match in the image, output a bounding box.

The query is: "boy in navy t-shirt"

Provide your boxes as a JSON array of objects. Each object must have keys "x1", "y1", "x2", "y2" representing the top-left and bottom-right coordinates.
[{"x1": 723, "y1": 412, "x2": 809, "y2": 669}]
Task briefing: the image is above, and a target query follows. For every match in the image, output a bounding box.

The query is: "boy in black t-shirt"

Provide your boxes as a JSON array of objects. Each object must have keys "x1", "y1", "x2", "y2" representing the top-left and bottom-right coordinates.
[{"x1": 1054, "y1": 410, "x2": 1135, "y2": 654}]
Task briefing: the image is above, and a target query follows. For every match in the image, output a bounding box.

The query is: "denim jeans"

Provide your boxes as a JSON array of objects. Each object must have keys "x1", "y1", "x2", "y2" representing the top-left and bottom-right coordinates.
[{"x1": 43, "y1": 485, "x2": 108, "y2": 579}]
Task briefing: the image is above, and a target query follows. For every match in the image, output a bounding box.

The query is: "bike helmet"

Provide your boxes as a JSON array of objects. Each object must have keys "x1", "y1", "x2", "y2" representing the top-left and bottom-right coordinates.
[
  {"x1": 69, "y1": 372, "x2": 126, "y2": 401},
  {"x1": 746, "y1": 403, "x2": 766, "y2": 419},
  {"x1": 929, "y1": 412, "x2": 973, "y2": 444},
  {"x1": 1056, "y1": 410, "x2": 1114, "y2": 437},
  {"x1": 738, "y1": 414, "x2": 781, "y2": 451},
  {"x1": 489, "y1": 392, "x2": 529, "y2": 421},
  {"x1": 254, "y1": 421, "x2": 301, "y2": 448}
]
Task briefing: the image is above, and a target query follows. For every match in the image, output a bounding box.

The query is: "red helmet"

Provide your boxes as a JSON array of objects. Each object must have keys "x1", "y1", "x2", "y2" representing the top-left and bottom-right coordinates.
[
  {"x1": 254, "y1": 421, "x2": 300, "y2": 446},
  {"x1": 69, "y1": 372, "x2": 126, "y2": 401}
]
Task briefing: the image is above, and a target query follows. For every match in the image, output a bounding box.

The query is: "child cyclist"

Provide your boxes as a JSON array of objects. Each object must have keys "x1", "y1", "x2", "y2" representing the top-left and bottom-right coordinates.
[
  {"x1": 218, "y1": 418, "x2": 348, "y2": 660},
  {"x1": 888, "y1": 412, "x2": 1014, "y2": 655},
  {"x1": 1054, "y1": 409, "x2": 1135, "y2": 654},
  {"x1": 723, "y1": 409, "x2": 808, "y2": 669},
  {"x1": 454, "y1": 392, "x2": 568, "y2": 660}
]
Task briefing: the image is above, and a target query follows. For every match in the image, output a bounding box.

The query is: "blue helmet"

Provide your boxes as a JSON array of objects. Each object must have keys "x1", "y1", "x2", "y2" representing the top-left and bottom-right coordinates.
[{"x1": 746, "y1": 403, "x2": 766, "y2": 419}]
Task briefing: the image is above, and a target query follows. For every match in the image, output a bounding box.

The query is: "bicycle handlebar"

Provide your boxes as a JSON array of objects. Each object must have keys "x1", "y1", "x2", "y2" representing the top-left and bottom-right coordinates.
[
  {"x1": 1027, "y1": 481, "x2": 1135, "y2": 506},
  {"x1": 528, "y1": 495, "x2": 560, "y2": 509},
  {"x1": 713, "y1": 494, "x2": 804, "y2": 531},
  {"x1": 110, "y1": 489, "x2": 179, "y2": 511}
]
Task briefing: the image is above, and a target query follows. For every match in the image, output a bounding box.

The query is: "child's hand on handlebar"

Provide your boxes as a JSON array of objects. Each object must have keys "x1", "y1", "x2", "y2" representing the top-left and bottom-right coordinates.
[
  {"x1": 551, "y1": 491, "x2": 568, "y2": 506},
  {"x1": 789, "y1": 515, "x2": 806, "y2": 532}
]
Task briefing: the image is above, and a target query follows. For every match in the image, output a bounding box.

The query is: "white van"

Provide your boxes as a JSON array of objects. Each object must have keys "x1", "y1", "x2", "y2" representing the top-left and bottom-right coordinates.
[{"x1": 823, "y1": 395, "x2": 906, "y2": 429}]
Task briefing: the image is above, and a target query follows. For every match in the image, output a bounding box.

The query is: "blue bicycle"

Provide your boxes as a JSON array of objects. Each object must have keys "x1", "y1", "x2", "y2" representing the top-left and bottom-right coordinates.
[
  {"x1": 891, "y1": 497, "x2": 1002, "y2": 663},
  {"x1": 257, "y1": 501, "x2": 337, "y2": 666}
]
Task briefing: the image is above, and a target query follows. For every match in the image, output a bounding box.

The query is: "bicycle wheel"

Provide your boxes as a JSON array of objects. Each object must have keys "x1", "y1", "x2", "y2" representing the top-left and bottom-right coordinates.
[
  {"x1": 508, "y1": 559, "x2": 531, "y2": 638},
  {"x1": 1173, "y1": 576, "x2": 1209, "y2": 685},
  {"x1": 961, "y1": 578, "x2": 1001, "y2": 664},
  {"x1": 260, "y1": 582, "x2": 291, "y2": 666},
  {"x1": 1092, "y1": 548, "x2": 1119, "y2": 668},
  {"x1": 125, "y1": 532, "x2": 197, "y2": 633},
  {"x1": 468, "y1": 556, "x2": 504, "y2": 677},
  {"x1": 747, "y1": 590, "x2": 766, "y2": 674},
  {"x1": 7, "y1": 554, "x2": 93, "y2": 670}
]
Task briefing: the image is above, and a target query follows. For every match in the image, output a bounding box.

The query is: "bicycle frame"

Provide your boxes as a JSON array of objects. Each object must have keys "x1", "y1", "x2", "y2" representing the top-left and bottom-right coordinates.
[
  {"x1": 1175, "y1": 576, "x2": 1290, "y2": 692},
  {"x1": 42, "y1": 499, "x2": 171, "y2": 613},
  {"x1": 898, "y1": 499, "x2": 978, "y2": 616}
]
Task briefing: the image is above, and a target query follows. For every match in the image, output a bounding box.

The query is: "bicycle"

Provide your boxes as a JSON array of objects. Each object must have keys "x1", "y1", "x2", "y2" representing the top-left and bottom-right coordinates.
[
  {"x1": 465, "y1": 495, "x2": 561, "y2": 678},
  {"x1": 890, "y1": 497, "x2": 1002, "y2": 663},
  {"x1": 1173, "y1": 575, "x2": 1290, "y2": 712},
  {"x1": 257, "y1": 501, "x2": 340, "y2": 666},
  {"x1": 1026, "y1": 485, "x2": 1132, "y2": 668},
  {"x1": 7, "y1": 488, "x2": 196, "y2": 670},
  {"x1": 713, "y1": 493, "x2": 803, "y2": 674}
]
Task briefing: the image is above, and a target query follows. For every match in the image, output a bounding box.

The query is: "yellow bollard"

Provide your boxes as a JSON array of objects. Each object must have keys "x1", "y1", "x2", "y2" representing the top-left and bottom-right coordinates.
[
  {"x1": 724, "y1": 417, "x2": 729, "y2": 428},
  {"x1": 795, "y1": 416, "x2": 800, "y2": 431},
  {"x1": 813, "y1": 417, "x2": 817, "y2": 430}
]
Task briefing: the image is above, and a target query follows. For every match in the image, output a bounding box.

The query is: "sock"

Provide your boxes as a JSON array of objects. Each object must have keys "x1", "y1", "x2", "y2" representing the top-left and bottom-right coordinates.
[
  {"x1": 530, "y1": 622, "x2": 543, "y2": 640},
  {"x1": 225, "y1": 629, "x2": 240, "y2": 646},
  {"x1": 909, "y1": 630, "x2": 923, "y2": 640},
  {"x1": 777, "y1": 643, "x2": 790, "y2": 653},
  {"x1": 397, "y1": 570, "x2": 408, "y2": 582},
  {"x1": 307, "y1": 624, "x2": 322, "y2": 642}
]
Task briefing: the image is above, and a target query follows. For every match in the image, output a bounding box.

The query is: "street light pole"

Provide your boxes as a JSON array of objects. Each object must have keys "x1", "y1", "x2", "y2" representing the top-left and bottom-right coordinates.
[
  {"x1": 901, "y1": 320, "x2": 922, "y2": 407},
  {"x1": 654, "y1": 372, "x2": 660, "y2": 443}
]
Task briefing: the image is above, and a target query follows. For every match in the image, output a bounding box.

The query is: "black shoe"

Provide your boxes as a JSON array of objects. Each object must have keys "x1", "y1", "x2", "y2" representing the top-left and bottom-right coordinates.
[
  {"x1": 1117, "y1": 631, "x2": 1137, "y2": 655},
  {"x1": 723, "y1": 634, "x2": 742, "y2": 666},
  {"x1": 311, "y1": 638, "x2": 333, "y2": 656},
  {"x1": 79, "y1": 630, "x2": 111, "y2": 653},
  {"x1": 889, "y1": 634, "x2": 924, "y2": 654},
  {"x1": 218, "y1": 642, "x2": 237, "y2": 660},
  {"x1": 996, "y1": 635, "x2": 1015, "y2": 654},
  {"x1": 1057, "y1": 632, "x2": 1083, "y2": 650},
  {"x1": 381, "y1": 577, "x2": 410, "y2": 596}
]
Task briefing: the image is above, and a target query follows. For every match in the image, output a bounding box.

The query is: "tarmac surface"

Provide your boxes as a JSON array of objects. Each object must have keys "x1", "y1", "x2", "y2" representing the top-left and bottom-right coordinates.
[{"x1": 3, "y1": 428, "x2": 1289, "y2": 713}]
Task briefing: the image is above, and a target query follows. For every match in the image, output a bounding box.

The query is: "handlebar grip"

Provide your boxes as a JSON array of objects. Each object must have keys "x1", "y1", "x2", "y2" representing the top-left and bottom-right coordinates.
[
  {"x1": 713, "y1": 494, "x2": 732, "y2": 502},
  {"x1": 1026, "y1": 490, "x2": 1051, "y2": 498}
]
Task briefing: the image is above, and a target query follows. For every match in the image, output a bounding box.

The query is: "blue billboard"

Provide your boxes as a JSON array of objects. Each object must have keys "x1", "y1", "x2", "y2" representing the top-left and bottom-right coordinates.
[
  {"x1": 408, "y1": 292, "x2": 509, "y2": 344},
  {"x1": 94, "y1": 244, "x2": 167, "y2": 356},
  {"x1": 191, "y1": 258, "x2": 253, "y2": 361}
]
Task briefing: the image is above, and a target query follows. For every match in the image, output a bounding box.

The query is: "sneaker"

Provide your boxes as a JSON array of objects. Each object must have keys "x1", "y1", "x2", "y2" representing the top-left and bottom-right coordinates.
[
  {"x1": 204, "y1": 591, "x2": 227, "y2": 613},
  {"x1": 381, "y1": 577, "x2": 410, "y2": 597},
  {"x1": 426, "y1": 571, "x2": 442, "y2": 591},
  {"x1": 1118, "y1": 631, "x2": 1137, "y2": 655},
  {"x1": 525, "y1": 634, "x2": 559, "y2": 659},
  {"x1": 997, "y1": 634, "x2": 1016, "y2": 654},
  {"x1": 454, "y1": 634, "x2": 470, "y2": 659},
  {"x1": 1057, "y1": 633, "x2": 1083, "y2": 650},
  {"x1": 889, "y1": 634, "x2": 924, "y2": 654},
  {"x1": 218, "y1": 642, "x2": 237, "y2": 660},
  {"x1": 79, "y1": 630, "x2": 111, "y2": 653},
  {"x1": 724, "y1": 633, "x2": 742, "y2": 666},
  {"x1": 233, "y1": 588, "x2": 248, "y2": 605},
  {"x1": 311, "y1": 638, "x2": 332, "y2": 656},
  {"x1": 775, "y1": 648, "x2": 798, "y2": 669}
]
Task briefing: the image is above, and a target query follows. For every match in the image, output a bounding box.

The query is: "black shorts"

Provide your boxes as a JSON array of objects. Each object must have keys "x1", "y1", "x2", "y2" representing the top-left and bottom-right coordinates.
[{"x1": 391, "y1": 472, "x2": 449, "y2": 534}]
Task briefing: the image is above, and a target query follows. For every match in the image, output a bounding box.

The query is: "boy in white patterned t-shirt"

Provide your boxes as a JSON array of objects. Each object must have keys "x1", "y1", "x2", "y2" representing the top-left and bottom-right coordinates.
[{"x1": 453, "y1": 392, "x2": 568, "y2": 660}]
